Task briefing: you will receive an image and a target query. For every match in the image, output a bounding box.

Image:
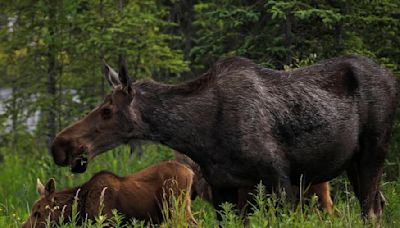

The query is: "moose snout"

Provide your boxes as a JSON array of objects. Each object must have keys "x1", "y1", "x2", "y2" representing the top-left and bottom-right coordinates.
[{"x1": 50, "y1": 137, "x2": 75, "y2": 167}]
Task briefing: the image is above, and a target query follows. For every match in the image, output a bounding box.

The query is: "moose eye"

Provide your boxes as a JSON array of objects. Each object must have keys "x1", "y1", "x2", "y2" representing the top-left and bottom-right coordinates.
[{"x1": 101, "y1": 108, "x2": 112, "y2": 119}]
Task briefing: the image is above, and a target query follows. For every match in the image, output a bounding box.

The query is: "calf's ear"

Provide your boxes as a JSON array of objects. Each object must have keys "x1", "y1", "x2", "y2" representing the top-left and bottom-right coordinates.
[
  {"x1": 36, "y1": 178, "x2": 45, "y2": 196},
  {"x1": 45, "y1": 178, "x2": 56, "y2": 201}
]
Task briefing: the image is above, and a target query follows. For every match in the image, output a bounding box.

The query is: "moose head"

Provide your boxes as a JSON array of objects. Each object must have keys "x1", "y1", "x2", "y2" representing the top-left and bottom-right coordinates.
[
  {"x1": 50, "y1": 59, "x2": 148, "y2": 173},
  {"x1": 22, "y1": 178, "x2": 59, "y2": 228}
]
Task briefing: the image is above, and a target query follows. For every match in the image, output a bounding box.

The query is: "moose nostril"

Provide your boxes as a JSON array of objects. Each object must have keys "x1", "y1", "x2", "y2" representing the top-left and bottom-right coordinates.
[{"x1": 71, "y1": 156, "x2": 88, "y2": 173}]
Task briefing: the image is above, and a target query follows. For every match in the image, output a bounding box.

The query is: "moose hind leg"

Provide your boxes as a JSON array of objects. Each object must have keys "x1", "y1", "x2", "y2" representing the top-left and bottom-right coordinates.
[
  {"x1": 347, "y1": 163, "x2": 385, "y2": 222},
  {"x1": 347, "y1": 136, "x2": 387, "y2": 222}
]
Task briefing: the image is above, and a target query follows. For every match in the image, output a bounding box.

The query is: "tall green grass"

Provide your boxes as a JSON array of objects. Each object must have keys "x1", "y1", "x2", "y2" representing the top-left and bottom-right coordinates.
[
  {"x1": 0, "y1": 144, "x2": 172, "y2": 227},
  {"x1": 1, "y1": 144, "x2": 400, "y2": 227}
]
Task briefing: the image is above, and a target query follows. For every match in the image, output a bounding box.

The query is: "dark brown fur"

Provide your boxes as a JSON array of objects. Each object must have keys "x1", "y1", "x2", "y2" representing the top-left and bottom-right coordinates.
[
  {"x1": 51, "y1": 55, "x2": 398, "y2": 221},
  {"x1": 174, "y1": 151, "x2": 334, "y2": 215},
  {"x1": 22, "y1": 161, "x2": 196, "y2": 228},
  {"x1": 173, "y1": 151, "x2": 213, "y2": 203}
]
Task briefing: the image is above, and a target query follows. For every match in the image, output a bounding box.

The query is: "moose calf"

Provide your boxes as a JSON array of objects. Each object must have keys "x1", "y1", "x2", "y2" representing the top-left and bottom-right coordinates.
[{"x1": 22, "y1": 161, "x2": 196, "y2": 228}]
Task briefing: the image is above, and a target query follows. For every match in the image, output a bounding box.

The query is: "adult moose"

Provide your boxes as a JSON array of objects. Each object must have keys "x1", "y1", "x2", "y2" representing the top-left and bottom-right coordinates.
[{"x1": 51, "y1": 55, "x2": 398, "y2": 221}]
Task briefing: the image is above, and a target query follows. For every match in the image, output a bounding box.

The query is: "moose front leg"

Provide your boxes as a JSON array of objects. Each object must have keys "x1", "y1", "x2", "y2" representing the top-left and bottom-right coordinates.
[
  {"x1": 211, "y1": 187, "x2": 238, "y2": 221},
  {"x1": 263, "y1": 171, "x2": 296, "y2": 206}
]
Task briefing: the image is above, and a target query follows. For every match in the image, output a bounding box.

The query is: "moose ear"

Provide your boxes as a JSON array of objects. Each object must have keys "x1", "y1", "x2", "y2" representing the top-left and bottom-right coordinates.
[
  {"x1": 118, "y1": 56, "x2": 133, "y2": 93},
  {"x1": 45, "y1": 178, "x2": 56, "y2": 201},
  {"x1": 36, "y1": 178, "x2": 45, "y2": 196},
  {"x1": 103, "y1": 60, "x2": 120, "y2": 88}
]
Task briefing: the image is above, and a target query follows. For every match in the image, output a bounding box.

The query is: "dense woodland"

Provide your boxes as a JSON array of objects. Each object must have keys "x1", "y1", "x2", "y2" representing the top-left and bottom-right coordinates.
[
  {"x1": 1, "y1": 0, "x2": 400, "y2": 227},
  {"x1": 1, "y1": 0, "x2": 399, "y2": 151}
]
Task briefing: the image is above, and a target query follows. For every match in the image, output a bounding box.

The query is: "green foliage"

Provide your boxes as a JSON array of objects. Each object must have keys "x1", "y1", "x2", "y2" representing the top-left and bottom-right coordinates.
[
  {"x1": 161, "y1": 188, "x2": 190, "y2": 228},
  {"x1": 191, "y1": 0, "x2": 400, "y2": 73},
  {"x1": 218, "y1": 202, "x2": 244, "y2": 228},
  {"x1": 0, "y1": 0, "x2": 189, "y2": 146},
  {"x1": 2, "y1": 146, "x2": 400, "y2": 227}
]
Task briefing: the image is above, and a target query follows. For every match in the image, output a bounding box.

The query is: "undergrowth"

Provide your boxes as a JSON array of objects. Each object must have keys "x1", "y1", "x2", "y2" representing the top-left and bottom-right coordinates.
[{"x1": 1, "y1": 145, "x2": 400, "y2": 227}]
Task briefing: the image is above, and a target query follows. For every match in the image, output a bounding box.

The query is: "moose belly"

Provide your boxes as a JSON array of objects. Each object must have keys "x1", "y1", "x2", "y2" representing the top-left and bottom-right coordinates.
[
  {"x1": 288, "y1": 149, "x2": 354, "y2": 185},
  {"x1": 201, "y1": 162, "x2": 257, "y2": 188},
  {"x1": 286, "y1": 129, "x2": 359, "y2": 185},
  {"x1": 201, "y1": 129, "x2": 358, "y2": 188}
]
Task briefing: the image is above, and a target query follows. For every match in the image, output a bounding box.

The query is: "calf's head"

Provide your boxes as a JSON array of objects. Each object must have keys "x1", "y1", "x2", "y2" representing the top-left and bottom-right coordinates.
[
  {"x1": 22, "y1": 179, "x2": 64, "y2": 228},
  {"x1": 51, "y1": 61, "x2": 145, "y2": 173}
]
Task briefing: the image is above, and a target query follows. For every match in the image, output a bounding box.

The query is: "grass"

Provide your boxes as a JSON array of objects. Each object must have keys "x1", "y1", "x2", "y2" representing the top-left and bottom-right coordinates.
[{"x1": 1, "y1": 144, "x2": 400, "y2": 227}]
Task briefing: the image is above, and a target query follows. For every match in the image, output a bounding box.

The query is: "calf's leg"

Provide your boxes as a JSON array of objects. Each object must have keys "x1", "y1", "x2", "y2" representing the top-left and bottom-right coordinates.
[
  {"x1": 309, "y1": 182, "x2": 334, "y2": 215},
  {"x1": 184, "y1": 193, "x2": 197, "y2": 226},
  {"x1": 183, "y1": 177, "x2": 197, "y2": 225}
]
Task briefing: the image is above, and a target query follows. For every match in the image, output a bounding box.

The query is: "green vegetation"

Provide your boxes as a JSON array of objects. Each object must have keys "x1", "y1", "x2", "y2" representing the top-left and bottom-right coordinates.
[
  {"x1": 1, "y1": 145, "x2": 400, "y2": 227},
  {"x1": 0, "y1": 0, "x2": 399, "y2": 227}
]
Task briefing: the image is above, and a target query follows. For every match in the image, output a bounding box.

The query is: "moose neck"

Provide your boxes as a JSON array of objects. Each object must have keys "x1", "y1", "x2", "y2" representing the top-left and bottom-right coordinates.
[
  {"x1": 55, "y1": 185, "x2": 93, "y2": 225},
  {"x1": 136, "y1": 78, "x2": 218, "y2": 163},
  {"x1": 52, "y1": 187, "x2": 81, "y2": 221}
]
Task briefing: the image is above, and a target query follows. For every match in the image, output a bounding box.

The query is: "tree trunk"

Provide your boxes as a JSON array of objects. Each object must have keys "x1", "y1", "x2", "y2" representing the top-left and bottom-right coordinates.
[
  {"x1": 334, "y1": 22, "x2": 343, "y2": 54},
  {"x1": 329, "y1": 0, "x2": 344, "y2": 54},
  {"x1": 58, "y1": 54, "x2": 63, "y2": 131},
  {"x1": 99, "y1": 0, "x2": 106, "y2": 98},
  {"x1": 166, "y1": 0, "x2": 196, "y2": 79},
  {"x1": 11, "y1": 74, "x2": 17, "y2": 147},
  {"x1": 284, "y1": 11, "x2": 293, "y2": 66},
  {"x1": 46, "y1": 0, "x2": 57, "y2": 151},
  {"x1": 118, "y1": 0, "x2": 126, "y2": 70},
  {"x1": 181, "y1": 0, "x2": 195, "y2": 79}
]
